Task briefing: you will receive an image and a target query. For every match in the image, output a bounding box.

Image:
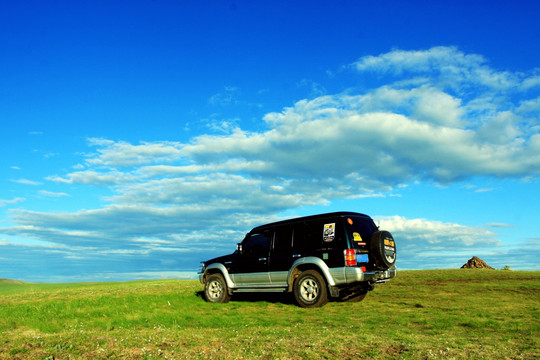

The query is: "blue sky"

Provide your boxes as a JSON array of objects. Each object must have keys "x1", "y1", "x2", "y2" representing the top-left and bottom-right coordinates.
[{"x1": 1, "y1": 1, "x2": 539, "y2": 282}]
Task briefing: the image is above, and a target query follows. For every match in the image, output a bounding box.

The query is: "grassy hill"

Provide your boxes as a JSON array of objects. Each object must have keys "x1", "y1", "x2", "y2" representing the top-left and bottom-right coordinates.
[
  {"x1": 0, "y1": 278, "x2": 27, "y2": 284},
  {"x1": 0, "y1": 270, "x2": 538, "y2": 359}
]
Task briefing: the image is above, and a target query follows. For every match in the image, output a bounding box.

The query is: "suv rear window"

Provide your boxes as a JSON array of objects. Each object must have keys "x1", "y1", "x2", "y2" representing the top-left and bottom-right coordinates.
[{"x1": 345, "y1": 216, "x2": 377, "y2": 249}]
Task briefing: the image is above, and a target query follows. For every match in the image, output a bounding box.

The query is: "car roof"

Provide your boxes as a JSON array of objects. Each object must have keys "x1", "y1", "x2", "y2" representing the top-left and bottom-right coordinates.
[{"x1": 251, "y1": 211, "x2": 372, "y2": 232}]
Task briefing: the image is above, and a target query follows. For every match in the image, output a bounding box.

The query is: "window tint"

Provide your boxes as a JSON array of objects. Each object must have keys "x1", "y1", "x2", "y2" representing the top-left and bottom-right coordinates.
[
  {"x1": 346, "y1": 217, "x2": 377, "y2": 249},
  {"x1": 304, "y1": 220, "x2": 321, "y2": 248},
  {"x1": 291, "y1": 223, "x2": 305, "y2": 250},
  {"x1": 301, "y1": 218, "x2": 343, "y2": 248},
  {"x1": 274, "y1": 226, "x2": 293, "y2": 251},
  {"x1": 243, "y1": 231, "x2": 272, "y2": 256}
]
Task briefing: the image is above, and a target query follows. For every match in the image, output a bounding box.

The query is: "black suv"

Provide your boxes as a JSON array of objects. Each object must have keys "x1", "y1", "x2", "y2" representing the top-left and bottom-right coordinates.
[{"x1": 199, "y1": 212, "x2": 396, "y2": 307}]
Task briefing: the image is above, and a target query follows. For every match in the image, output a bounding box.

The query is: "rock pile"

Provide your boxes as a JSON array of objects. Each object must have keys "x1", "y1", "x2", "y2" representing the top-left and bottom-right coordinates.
[{"x1": 460, "y1": 256, "x2": 494, "y2": 269}]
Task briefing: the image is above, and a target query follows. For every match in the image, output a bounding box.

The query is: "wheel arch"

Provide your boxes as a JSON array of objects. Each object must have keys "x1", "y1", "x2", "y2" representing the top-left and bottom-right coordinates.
[
  {"x1": 202, "y1": 263, "x2": 235, "y2": 290},
  {"x1": 286, "y1": 257, "x2": 336, "y2": 292}
]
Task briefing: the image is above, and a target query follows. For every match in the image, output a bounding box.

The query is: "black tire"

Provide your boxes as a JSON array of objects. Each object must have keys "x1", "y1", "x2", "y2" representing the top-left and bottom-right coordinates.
[
  {"x1": 204, "y1": 273, "x2": 231, "y2": 303},
  {"x1": 293, "y1": 270, "x2": 328, "y2": 308},
  {"x1": 370, "y1": 230, "x2": 397, "y2": 270}
]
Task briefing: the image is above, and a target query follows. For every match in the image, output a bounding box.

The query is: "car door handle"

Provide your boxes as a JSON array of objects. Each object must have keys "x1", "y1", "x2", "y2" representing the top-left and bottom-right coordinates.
[
  {"x1": 292, "y1": 254, "x2": 301, "y2": 258},
  {"x1": 258, "y1": 257, "x2": 267, "y2": 261}
]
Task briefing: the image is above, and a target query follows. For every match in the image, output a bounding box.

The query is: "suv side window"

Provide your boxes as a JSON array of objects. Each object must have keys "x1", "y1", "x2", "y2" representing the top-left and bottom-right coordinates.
[
  {"x1": 291, "y1": 223, "x2": 305, "y2": 250},
  {"x1": 303, "y1": 220, "x2": 321, "y2": 250},
  {"x1": 243, "y1": 231, "x2": 272, "y2": 256},
  {"x1": 302, "y1": 218, "x2": 343, "y2": 249},
  {"x1": 273, "y1": 226, "x2": 293, "y2": 251}
]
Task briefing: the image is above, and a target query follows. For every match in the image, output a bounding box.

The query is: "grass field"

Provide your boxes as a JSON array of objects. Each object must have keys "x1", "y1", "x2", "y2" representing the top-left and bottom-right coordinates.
[{"x1": 0, "y1": 270, "x2": 538, "y2": 359}]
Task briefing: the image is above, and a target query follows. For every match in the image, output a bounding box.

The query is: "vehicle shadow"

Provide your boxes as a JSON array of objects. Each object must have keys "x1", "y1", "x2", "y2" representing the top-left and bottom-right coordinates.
[{"x1": 195, "y1": 290, "x2": 295, "y2": 305}]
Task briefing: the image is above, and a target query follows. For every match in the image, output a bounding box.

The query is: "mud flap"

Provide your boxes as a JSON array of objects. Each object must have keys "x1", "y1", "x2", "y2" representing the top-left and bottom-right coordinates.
[{"x1": 329, "y1": 286, "x2": 340, "y2": 297}]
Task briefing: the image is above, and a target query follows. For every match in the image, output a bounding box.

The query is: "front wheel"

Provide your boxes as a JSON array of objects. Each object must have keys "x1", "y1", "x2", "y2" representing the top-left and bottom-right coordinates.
[
  {"x1": 204, "y1": 273, "x2": 231, "y2": 303},
  {"x1": 293, "y1": 270, "x2": 328, "y2": 308}
]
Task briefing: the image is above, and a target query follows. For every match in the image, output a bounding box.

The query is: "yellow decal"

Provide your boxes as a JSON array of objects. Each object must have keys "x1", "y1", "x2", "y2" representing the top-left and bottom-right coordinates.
[
  {"x1": 353, "y1": 232, "x2": 362, "y2": 242},
  {"x1": 384, "y1": 239, "x2": 395, "y2": 247}
]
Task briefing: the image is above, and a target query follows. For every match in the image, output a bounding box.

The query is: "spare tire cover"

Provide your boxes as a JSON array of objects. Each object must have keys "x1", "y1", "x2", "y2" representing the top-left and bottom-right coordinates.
[{"x1": 370, "y1": 230, "x2": 397, "y2": 270}]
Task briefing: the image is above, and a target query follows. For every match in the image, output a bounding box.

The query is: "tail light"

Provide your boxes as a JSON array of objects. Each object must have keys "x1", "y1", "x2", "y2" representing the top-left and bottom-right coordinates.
[{"x1": 344, "y1": 249, "x2": 357, "y2": 266}]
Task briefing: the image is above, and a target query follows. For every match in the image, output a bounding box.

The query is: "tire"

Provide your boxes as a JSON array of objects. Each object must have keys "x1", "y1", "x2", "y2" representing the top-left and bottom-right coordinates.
[
  {"x1": 370, "y1": 230, "x2": 397, "y2": 270},
  {"x1": 204, "y1": 273, "x2": 231, "y2": 303},
  {"x1": 293, "y1": 270, "x2": 328, "y2": 308}
]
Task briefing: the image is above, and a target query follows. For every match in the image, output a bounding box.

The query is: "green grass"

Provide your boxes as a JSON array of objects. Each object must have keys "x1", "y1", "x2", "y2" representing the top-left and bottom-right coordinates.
[{"x1": 0, "y1": 270, "x2": 538, "y2": 359}]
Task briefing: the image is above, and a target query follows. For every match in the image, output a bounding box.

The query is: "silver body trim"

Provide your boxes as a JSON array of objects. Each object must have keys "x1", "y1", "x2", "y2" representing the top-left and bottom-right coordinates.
[
  {"x1": 199, "y1": 263, "x2": 235, "y2": 289},
  {"x1": 200, "y1": 257, "x2": 397, "y2": 295}
]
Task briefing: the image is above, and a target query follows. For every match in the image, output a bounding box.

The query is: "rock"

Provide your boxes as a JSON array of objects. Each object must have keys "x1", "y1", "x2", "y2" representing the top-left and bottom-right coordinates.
[{"x1": 461, "y1": 256, "x2": 494, "y2": 269}]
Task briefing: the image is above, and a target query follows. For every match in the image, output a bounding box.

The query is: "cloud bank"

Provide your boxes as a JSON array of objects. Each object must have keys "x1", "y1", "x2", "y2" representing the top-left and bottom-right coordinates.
[{"x1": 1, "y1": 47, "x2": 539, "y2": 281}]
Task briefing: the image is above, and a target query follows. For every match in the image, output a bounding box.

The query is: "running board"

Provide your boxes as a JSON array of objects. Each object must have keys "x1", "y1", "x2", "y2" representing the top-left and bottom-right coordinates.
[{"x1": 232, "y1": 287, "x2": 288, "y2": 293}]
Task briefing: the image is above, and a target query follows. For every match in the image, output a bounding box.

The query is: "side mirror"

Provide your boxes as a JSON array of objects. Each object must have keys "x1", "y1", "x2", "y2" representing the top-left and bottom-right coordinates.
[{"x1": 236, "y1": 243, "x2": 243, "y2": 254}]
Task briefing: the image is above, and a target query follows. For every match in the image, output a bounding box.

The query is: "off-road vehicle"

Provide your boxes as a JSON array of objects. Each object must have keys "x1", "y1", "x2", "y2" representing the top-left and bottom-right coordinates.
[{"x1": 199, "y1": 211, "x2": 396, "y2": 307}]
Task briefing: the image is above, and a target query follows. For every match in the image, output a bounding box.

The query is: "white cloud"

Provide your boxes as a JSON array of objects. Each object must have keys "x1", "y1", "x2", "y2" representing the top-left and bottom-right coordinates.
[
  {"x1": 486, "y1": 223, "x2": 514, "y2": 228},
  {"x1": 376, "y1": 215, "x2": 507, "y2": 269},
  {"x1": 86, "y1": 138, "x2": 184, "y2": 167},
  {"x1": 297, "y1": 79, "x2": 327, "y2": 98},
  {"x1": 208, "y1": 86, "x2": 241, "y2": 106},
  {"x1": 0, "y1": 197, "x2": 25, "y2": 207},
  {"x1": 377, "y1": 215, "x2": 497, "y2": 247},
  {"x1": 352, "y1": 46, "x2": 520, "y2": 91},
  {"x1": 517, "y1": 96, "x2": 540, "y2": 115},
  {"x1": 181, "y1": 96, "x2": 538, "y2": 182},
  {"x1": 205, "y1": 117, "x2": 240, "y2": 134},
  {"x1": 0, "y1": 223, "x2": 102, "y2": 246},
  {"x1": 11, "y1": 178, "x2": 42, "y2": 186},
  {"x1": 38, "y1": 190, "x2": 70, "y2": 197},
  {"x1": 474, "y1": 188, "x2": 494, "y2": 193},
  {"x1": 47, "y1": 170, "x2": 136, "y2": 186},
  {"x1": 521, "y1": 75, "x2": 540, "y2": 90}
]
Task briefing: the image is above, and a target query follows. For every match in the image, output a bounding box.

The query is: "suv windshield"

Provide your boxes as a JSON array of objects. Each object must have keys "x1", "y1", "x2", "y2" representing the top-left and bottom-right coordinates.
[{"x1": 345, "y1": 216, "x2": 377, "y2": 249}]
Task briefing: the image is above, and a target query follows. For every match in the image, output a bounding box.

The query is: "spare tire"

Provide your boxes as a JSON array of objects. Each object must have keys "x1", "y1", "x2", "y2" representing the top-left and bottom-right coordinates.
[{"x1": 370, "y1": 230, "x2": 396, "y2": 270}]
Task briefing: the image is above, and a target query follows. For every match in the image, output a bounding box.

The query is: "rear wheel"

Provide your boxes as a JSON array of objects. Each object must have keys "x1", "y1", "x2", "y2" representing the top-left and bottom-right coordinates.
[
  {"x1": 204, "y1": 273, "x2": 231, "y2": 303},
  {"x1": 293, "y1": 270, "x2": 328, "y2": 308}
]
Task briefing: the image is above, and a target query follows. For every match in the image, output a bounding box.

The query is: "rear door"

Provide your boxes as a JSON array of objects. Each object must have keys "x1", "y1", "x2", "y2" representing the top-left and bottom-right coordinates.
[
  {"x1": 268, "y1": 224, "x2": 295, "y2": 285},
  {"x1": 345, "y1": 215, "x2": 377, "y2": 265}
]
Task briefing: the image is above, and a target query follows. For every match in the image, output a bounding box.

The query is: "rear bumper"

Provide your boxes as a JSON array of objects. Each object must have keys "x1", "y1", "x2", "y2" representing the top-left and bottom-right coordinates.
[
  {"x1": 364, "y1": 266, "x2": 397, "y2": 283},
  {"x1": 329, "y1": 265, "x2": 396, "y2": 286}
]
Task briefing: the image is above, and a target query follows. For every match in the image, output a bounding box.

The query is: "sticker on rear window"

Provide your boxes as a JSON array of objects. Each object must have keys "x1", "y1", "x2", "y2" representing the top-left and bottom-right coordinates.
[
  {"x1": 323, "y1": 223, "x2": 335, "y2": 242},
  {"x1": 352, "y1": 232, "x2": 363, "y2": 242}
]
